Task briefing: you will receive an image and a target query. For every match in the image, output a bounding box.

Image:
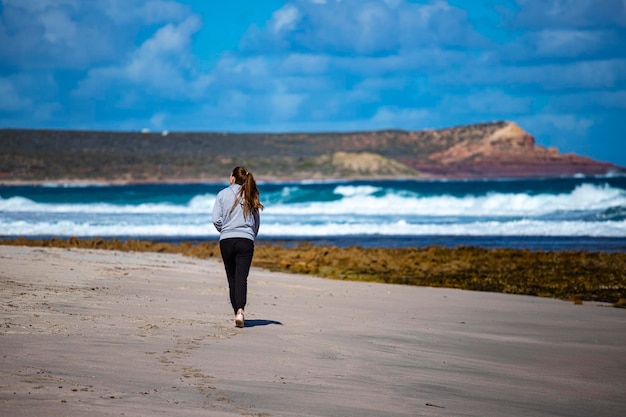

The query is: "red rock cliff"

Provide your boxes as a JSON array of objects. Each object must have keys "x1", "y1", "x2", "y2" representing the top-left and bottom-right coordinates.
[{"x1": 400, "y1": 122, "x2": 619, "y2": 178}]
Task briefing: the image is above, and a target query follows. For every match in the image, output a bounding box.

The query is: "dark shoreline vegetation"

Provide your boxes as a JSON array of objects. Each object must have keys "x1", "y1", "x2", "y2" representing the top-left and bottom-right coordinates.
[
  {"x1": 3, "y1": 123, "x2": 624, "y2": 183},
  {"x1": 2, "y1": 237, "x2": 625, "y2": 308}
]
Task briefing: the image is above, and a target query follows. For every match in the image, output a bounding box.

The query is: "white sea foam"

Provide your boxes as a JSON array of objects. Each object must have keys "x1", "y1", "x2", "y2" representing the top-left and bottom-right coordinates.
[
  {"x1": 267, "y1": 183, "x2": 625, "y2": 216},
  {"x1": 333, "y1": 185, "x2": 382, "y2": 197},
  {"x1": 2, "y1": 219, "x2": 624, "y2": 237},
  {"x1": 261, "y1": 219, "x2": 626, "y2": 237},
  {"x1": 0, "y1": 220, "x2": 219, "y2": 237},
  {"x1": 0, "y1": 193, "x2": 216, "y2": 214},
  {"x1": 1, "y1": 183, "x2": 623, "y2": 217},
  {"x1": 1, "y1": 182, "x2": 625, "y2": 238}
]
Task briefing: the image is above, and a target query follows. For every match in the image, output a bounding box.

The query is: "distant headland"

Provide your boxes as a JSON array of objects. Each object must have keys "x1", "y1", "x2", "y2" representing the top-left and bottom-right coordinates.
[{"x1": 1, "y1": 121, "x2": 623, "y2": 184}]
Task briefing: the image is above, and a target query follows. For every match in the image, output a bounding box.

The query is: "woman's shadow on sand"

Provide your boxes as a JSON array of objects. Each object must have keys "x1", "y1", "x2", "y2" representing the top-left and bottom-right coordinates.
[{"x1": 245, "y1": 319, "x2": 283, "y2": 328}]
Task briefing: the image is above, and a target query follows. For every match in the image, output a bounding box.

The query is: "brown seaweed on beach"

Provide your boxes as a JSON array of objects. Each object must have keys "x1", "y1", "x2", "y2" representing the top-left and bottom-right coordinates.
[{"x1": 1, "y1": 237, "x2": 625, "y2": 307}]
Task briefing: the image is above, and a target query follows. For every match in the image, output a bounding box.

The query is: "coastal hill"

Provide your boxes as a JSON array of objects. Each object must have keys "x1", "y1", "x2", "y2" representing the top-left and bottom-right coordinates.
[{"x1": 1, "y1": 121, "x2": 623, "y2": 183}]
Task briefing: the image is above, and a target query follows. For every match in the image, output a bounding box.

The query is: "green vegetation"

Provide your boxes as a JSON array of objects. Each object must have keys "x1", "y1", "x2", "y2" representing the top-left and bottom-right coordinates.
[
  {"x1": 3, "y1": 121, "x2": 622, "y2": 182},
  {"x1": 0, "y1": 123, "x2": 511, "y2": 182},
  {"x1": 2, "y1": 237, "x2": 625, "y2": 308},
  {"x1": 1, "y1": 128, "x2": 423, "y2": 182}
]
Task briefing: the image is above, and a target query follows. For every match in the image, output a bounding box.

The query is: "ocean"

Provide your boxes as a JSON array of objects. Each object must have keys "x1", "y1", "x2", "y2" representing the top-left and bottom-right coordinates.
[{"x1": 1, "y1": 176, "x2": 625, "y2": 252}]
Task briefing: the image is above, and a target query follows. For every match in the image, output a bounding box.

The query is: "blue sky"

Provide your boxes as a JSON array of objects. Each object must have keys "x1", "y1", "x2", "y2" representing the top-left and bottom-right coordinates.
[{"x1": 1, "y1": 0, "x2": 625, "y2": 166}]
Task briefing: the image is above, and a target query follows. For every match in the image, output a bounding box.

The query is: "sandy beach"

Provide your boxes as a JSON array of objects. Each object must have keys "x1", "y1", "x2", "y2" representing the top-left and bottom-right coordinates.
[{"x1": 1, "y1": 246, "x2": 625, "y2": 417}]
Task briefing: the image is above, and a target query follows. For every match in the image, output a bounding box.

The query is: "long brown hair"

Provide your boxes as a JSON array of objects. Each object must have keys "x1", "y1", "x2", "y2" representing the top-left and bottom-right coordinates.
[{"x1": 231, "y1": 166, "x2": 264, "y2": 218}]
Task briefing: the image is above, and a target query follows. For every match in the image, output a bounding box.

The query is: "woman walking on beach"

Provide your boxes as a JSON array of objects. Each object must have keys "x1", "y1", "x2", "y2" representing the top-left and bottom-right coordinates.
[{"x1": 212, "y1": 166, "x2": 264, "y2": 328}]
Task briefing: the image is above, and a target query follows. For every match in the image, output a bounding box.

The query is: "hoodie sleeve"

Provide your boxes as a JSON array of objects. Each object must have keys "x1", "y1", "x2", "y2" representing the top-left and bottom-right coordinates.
[
  {"x1": 212, "y1": 191, "x2": 224, "y2": 232},
  {"x1": 253, "y1": 209, "x2": 260, "y2": 237}
]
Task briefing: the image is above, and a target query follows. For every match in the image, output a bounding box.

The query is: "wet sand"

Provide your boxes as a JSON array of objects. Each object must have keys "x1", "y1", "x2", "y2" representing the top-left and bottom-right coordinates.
[{"x1": 1, "y1": 245, "x2": 625, "y2": 416}]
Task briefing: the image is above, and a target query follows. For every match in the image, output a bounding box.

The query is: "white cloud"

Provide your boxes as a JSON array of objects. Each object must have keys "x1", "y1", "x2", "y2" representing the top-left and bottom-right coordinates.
[
  {"x1": 139, "y1": 15, "x2": 200, "y2": 58},
  {"x1": 331, "y1": 48, "x2": 468, "y2": 75},
  {"x1": 73, "y1": 15, "x2": 203, "y2": 100},
  {"x1": 38, "y1": 8, "x2": 78, "y2": 44},
  {"x1": 102, "y1": 0, "x2": 190, "y2": 24},
  {"x1": 0, "y1": 74, "x2": 63, "y2": 126},
  {"x1": 271, "y1": 4, "x2": 301, "y2": 34},
  {"x1": 353, "y1": 76, "x2": 408, "y2": 92},
  {"x1": 532, "y1": 29, "x2": 614, "y2": 57},
  {"x1": 0, "y1": 0, "x2": 193, "y2": 69},
  {"x1": 232, "y1": 56, "x2": 270, "y2": 77},
  {"x1": 516, "y1": 112, "x2": 602, "y2": 158},
  {"x1": 502, "y1": 28, "x2": 623, "y2": 62},
  {"x1": 371, "y1": 106, "x2": 432, "y2": 129},
  {"x1": 0, "y1": 77, "x2": 32, "y2": 111},
  {"x1": 116, "y1": 90, "x2": 141, "y2": 109},
  {"x1": 433, "y1": 59, "x2": 626, "y2": 91},
  {"x1": 279, "y1": 53, "x2": 330, "y2": 75},
  {"x1": 219, "y1": 91, "x2": 252, "y2": 118},
  {"x1": 138, "y1": 0, "x2": 190, "y2": 24},
  {"x1": 594, "y1": 90, "x2": 626, "y2": 108},
  {"x1": 549, "y1": 90, "x2": 626, "y2": 110},
  {"x1": 440, "y1": 90, "x2": 533, "y2": 115},
  {"x1": 1, "y1": 0, "x2": 79, "y2": 13},
  {"x1": 149, "y1": 112, "x2": 168, "y2": 129},
  {"x1": 197, "y1": 85, "x2": 306, "y2": 127},
  {"x1": 270, "y1": 90, "x2": 305, "y2": 121},
  {"x1": 32, "y1": 102, "x2": 62, "y2": 122},
  {"x1": 520, "y1": 113, "x2": 594, "y2": 138},
  {"x1": 514, "y1": 0, "x2": 626, "y2": 28},
  {"x1": 244, "y1": 0, "x2": 484, "y2": 55},
  {"x1": 536, "y1": 59, "x2": 626, "y2": 89},
  {"x1": 383, "y1": 0, "x2": 402, "y2": 7}
]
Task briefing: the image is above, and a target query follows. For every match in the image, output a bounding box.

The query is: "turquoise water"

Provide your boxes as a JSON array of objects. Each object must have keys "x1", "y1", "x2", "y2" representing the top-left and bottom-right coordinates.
[{"x1": 1, "y1": 176, "x2": 625, "y2": 251}]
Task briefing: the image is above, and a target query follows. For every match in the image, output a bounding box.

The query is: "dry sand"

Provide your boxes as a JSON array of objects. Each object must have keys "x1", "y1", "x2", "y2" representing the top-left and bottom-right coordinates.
[{"x1": 1, "y1": 245, "x2": 625, "y2": 417}]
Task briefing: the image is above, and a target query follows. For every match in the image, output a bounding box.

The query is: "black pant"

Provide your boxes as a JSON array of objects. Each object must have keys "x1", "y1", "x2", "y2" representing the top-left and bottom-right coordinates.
[{"x1": 219, "y1": 238, "x2": 254, "y2": 314}]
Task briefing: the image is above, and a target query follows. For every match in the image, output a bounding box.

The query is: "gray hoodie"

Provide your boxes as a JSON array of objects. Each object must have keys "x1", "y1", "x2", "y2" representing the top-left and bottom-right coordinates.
[{"x1": 212, "y1": 184, "x2": 260, "y2": 241}]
